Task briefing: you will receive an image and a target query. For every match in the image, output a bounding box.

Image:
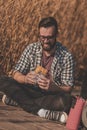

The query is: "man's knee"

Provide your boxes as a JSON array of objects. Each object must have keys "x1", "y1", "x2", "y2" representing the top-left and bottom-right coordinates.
[{"x1": 0, "y1": 76, "x2": 19, "y2": 92}]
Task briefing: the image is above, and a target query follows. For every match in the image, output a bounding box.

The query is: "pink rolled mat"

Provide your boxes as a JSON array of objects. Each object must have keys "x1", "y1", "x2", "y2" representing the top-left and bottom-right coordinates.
[{"x1": 66, "y1": 97, "x2": 85, "y2": 130}]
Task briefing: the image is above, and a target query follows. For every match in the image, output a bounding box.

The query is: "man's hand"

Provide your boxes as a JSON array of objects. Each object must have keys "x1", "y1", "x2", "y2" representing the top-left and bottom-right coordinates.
[
  {"x1": 37, "y1": 74, "x2": 72, "y2": 92},
  {"x1": 25, "y1": 71, "x2": 38, "y2": 85},
  {"x1": 37, "y1": 74, "x2": 50, "y2": 90}
]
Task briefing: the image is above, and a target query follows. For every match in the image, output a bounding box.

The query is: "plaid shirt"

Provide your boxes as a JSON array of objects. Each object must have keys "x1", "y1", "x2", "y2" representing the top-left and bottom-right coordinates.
[{"x1": 14, "y1": 42, "x2": 74, "y2": 87}]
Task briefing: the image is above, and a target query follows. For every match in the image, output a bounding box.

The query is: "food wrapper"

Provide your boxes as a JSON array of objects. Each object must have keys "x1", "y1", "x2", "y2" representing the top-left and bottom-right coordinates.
[{"x1": 35, "y1": 66, "x2": 47, "y2": 76}]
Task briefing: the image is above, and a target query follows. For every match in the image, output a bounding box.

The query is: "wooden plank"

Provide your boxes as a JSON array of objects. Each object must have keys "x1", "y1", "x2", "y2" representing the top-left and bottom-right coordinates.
[{"x1": 0, "y1": 101, "x2": 67, "y2": 130}]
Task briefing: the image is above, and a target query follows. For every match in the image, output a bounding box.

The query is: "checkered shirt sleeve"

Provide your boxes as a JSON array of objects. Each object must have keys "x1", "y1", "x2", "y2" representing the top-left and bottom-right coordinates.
[
  {"x1": 51, "y1": 43, "x2": 75, "y2": 87},
  {"x1": 61, "y1": 53, "x2": 74, "y2": 87}
]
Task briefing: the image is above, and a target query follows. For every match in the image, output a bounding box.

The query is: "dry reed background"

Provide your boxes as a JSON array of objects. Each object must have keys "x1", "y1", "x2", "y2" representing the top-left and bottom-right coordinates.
[{"x1": 0, "y1": 0, "x2": 87, "y2": 84}]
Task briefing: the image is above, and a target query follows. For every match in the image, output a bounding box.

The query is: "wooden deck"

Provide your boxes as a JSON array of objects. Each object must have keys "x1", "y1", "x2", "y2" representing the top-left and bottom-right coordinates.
[
  {"x1": 0, "y1": 87, "x2": 81, "y2": 130},
  {"x1": 0, "y1": 100, "x2": 68, "y2": 130}
]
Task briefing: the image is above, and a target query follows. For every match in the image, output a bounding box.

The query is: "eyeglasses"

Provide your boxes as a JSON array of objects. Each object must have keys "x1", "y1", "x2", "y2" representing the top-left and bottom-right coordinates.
[{"x1": 39, "y1": 35, "x2": 56, "y2": 41}]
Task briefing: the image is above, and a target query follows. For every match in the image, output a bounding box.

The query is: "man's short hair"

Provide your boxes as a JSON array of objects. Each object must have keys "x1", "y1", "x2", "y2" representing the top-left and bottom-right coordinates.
[{"x1": 38, "y1": 17, "x2": 58, "y2": 34}]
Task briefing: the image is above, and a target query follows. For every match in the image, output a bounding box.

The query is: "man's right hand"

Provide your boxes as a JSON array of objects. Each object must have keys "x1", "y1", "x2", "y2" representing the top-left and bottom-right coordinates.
[
  {"x1": 13, "y1": 71, "x2": 38, "y2": 85},
  {"x1": 24, "y1": 71, "x2": 38, "y2": 85}
]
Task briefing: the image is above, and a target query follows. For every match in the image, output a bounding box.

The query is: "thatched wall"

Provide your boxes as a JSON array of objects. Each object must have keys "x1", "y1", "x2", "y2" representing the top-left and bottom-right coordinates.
[{"x1": 0, "y1": 0, "x2": 87, "y2": 84}]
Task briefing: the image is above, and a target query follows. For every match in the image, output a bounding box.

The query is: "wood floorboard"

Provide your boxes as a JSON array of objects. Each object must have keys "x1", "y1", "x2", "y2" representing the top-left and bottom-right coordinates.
[
  {"x1": 0, "y1": 101, "x2": 67, "y2": 130},
  {"x1": 0, "y1": 87, "x2": 81, "y2": 130}
]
